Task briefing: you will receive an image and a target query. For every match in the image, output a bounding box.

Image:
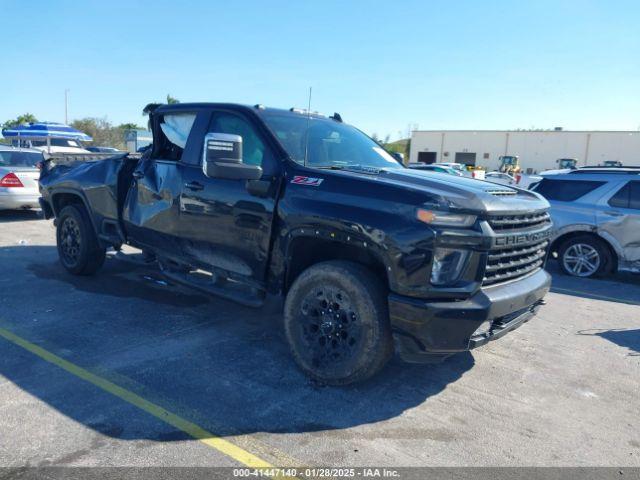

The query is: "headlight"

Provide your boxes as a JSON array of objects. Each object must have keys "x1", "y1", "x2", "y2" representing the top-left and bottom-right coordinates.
[
  {"x1": 430, "y1": 248, "x2": 470, "y2": 286},
  {"x1": 416, "y1": 208, "x2": 476, "y2": 227}
]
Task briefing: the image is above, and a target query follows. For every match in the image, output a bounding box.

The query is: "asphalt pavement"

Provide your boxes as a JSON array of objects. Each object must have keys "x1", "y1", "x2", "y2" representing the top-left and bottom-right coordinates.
[{"x1": 0, "y1": 210, "x2": 638, "y2": 469}]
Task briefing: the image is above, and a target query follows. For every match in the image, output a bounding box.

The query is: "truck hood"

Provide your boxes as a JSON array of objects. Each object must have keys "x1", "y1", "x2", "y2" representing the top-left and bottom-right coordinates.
[{"x1": 329, "y1": 167, "x2": 549, "y2": 215}]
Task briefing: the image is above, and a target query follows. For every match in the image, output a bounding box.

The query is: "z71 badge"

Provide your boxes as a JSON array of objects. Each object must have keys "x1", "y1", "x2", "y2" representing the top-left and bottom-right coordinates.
[{"x1": 291, "y1": 176, "x2": 324, "y2": 186}]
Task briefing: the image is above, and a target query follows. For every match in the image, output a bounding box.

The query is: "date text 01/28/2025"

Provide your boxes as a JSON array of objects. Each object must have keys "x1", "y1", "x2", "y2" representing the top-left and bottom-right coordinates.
[{"x1": 232, "y1": 467, "x2": 401, "y2": 478}]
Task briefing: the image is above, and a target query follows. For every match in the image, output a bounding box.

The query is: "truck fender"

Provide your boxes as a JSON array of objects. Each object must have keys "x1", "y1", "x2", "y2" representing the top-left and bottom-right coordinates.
[
  {"x1": 277, "y1": 225, "x2": 395, "y2": 294},
  {"x1": 49, "y1": 189, "x2": 102, "y2": 243}
]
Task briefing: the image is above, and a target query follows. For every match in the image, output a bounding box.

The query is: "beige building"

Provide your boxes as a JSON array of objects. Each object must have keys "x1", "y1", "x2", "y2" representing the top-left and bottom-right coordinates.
[{"x1": 410, "y1": 130, "x2": 640, "y2": 173}]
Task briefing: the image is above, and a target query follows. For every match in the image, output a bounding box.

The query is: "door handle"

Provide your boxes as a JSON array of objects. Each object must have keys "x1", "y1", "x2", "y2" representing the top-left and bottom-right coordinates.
[
  {"x1": 132, "y1": 170, "x2": 144, "y2": 180},
  {"x1": 604, "y1": 210, "x2": 624, "y2": 217},
  {"x1": 184, "y1": 181, "x2": 204, "y2": 191}
]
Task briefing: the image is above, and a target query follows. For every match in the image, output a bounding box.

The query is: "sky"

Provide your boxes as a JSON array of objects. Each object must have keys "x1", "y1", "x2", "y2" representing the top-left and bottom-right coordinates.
[{"x1": 1, "y1": 0, "x2": 639, "y2": 140}]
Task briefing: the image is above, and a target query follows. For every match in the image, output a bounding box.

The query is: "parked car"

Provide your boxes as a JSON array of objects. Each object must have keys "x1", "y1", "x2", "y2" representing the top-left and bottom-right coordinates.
[
  {"x1": 531, "y1": 170, "x2": 640, "y2": 278},
  {"x1": 407, "y1": 163, "x2": 463, "y2": 176},
  {"x1": 40, "y1": 102, "x2": 551, "y2": 385},
  {"x1": 1, "y1": 122, "x2": 93, "y2": 154},
  {"x1": 0, "y1": 146, "x2": 44, "y2": 211},
  {"x1": 29, "y1": 138, "x2": 92, "y2": 154},
  {"x1": 86, "y1": 146, "x2": 123, "y2": 153},
  {"x1": 435, "y1": 162, "x2": 470, "y2": 176},
  {"x1": 485, "y1": 171, "x2": 517, "y2": 185}
]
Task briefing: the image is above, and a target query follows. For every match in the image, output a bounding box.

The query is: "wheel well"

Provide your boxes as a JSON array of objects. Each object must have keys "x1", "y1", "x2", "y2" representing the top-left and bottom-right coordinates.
[
  {"x1": 51, "y1": 193, "x2": 85, "y2": 216},
  {"x1": 285, "y1": 236, "x2": 389, "y2": 293},
  {"x1": 551, "y1": 231, "x2": 618, "y2": 269}
]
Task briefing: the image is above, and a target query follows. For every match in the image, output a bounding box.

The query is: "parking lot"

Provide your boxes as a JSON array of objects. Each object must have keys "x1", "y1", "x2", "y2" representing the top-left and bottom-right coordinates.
[{"x1": 0, "y1": 210, "x2": 638, "y2": 468}]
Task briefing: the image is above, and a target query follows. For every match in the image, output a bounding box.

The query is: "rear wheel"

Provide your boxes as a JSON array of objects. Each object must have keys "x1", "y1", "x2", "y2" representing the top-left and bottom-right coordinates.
[
  {"x1": 56, "y1": 205, "x2": 106, "y2": 275},
  {"x1": 284, "y1": 261, "x2": 393, "y2": 385},
  {"x1": 558, "y1": 235, "x2": 613, "y2": 278}
]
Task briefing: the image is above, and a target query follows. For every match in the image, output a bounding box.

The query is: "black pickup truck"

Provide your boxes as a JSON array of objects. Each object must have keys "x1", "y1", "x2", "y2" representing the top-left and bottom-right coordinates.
[{"x1": 39, "y1": 103, "x2": 552, "y2": 385}]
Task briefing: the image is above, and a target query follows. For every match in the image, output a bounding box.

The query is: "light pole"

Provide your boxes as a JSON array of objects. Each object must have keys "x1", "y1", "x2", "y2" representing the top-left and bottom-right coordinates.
[{"x1": 64, "y1": 89, "x2": 69, "y2": 124}]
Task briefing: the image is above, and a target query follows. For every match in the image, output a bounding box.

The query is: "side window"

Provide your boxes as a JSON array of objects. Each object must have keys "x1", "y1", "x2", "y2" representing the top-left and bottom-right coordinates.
[
  {"x1": 155, "y1": 112, "x2": 196, "y2": 161},
  {"x1": 534, "y1": 179, "x2": 605, "y2": 202},
  {"x1": 611, "y1": 181, "x2": 640, "y2": 210},
  {"x1": 209, "y1": 113, "x2": 273, "y2": 174},
  {"x1": 631, "y1": 182, "x2": 640, "y2": 210},
  {"x1": 608, "y1": 183, "x2": 630, "y2": 209}
]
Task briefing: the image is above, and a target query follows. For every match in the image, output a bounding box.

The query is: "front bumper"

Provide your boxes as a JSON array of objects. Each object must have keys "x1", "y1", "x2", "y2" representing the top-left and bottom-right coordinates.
[{"x1": 389, "y1": 268, "x2": 551, "y2": 363}]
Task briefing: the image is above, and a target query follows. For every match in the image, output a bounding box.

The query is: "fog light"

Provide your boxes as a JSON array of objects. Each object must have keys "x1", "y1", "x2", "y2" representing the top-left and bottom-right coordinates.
[
  {"x1": 473, "y1": 320, "x2": 492, "y2": 337},
  {"x1": 430, "y1": 248, "x2": 469, "y2": 285}
]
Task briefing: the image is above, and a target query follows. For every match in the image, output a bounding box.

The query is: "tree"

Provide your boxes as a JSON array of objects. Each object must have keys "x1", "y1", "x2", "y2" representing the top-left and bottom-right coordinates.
[
  {"x1": 166, "y1": 94, "x2": 179, "y2": 104},
  {"x1": 3, "y1": 113, "x2": 38, "y2": 128},
  {"x1": 117, "y1": 123, "x2": 144, "y2": 131},
  {"x1": 70, "y1": 117, "x2": 127, "y2": 150}
]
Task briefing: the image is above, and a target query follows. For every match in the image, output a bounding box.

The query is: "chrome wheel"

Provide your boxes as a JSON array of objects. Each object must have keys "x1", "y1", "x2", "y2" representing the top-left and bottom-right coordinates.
[{"x1": 562, "y1": 243, "x2": 600, "y2": 277}]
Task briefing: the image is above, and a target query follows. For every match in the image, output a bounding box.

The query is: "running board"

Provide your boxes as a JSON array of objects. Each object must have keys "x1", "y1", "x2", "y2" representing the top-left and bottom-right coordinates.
[{"x1": 159, "y1": 265, "x2": 265, "y2": 308}]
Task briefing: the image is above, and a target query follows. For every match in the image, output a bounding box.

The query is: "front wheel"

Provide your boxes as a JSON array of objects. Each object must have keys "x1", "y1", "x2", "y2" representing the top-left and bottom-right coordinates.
[
  {"x1": 558, "y1": 235, "x2": 613, "y2": 278},
  {"x1": 56, "y1": 205, "x2": 106, "y2": 275},
  {"x1": 284, "y1": 261, "x2": 393, "y2": 385}
]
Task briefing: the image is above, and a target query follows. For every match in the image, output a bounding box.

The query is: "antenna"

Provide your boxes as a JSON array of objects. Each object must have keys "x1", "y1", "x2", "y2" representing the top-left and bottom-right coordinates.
[
  {"x1": 303, "y1": 87, "x2": 312, "y2": 167},
  {"x1": 64, "y1": 89, "x2": 69, "y2": 124}
]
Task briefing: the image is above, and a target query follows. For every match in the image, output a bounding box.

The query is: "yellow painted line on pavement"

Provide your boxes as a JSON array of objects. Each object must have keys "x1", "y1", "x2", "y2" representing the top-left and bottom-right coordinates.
[
  {"x1": 0, "y1": 326, "x2": 273, "y2": 468},
  {"x1": 551, "y1": 287, "x2": 640, "y2": 306}
]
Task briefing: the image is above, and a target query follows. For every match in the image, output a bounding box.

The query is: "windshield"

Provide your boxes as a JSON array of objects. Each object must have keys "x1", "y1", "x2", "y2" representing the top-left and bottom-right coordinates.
[
  {"x1": 446, "y1": 164, "x2": 464, "y2": 171},
  {"x1": 260, "y1": 113, "x2": 403, "y2": 170},
  {"x1": 0, "y1": 151, "x2": 42, "y2": 167},
  {"x1": 30, "y1": 139, "x2": 82, "y2": 148}
]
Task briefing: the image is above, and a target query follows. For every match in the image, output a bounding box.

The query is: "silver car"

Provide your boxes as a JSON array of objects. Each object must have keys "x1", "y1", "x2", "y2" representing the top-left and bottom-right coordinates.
[
  {"x1": 0, "y1": 146, "x2": 43, "y2": 210},
  {"x1": 532, "y1": 169, "x2": 640, "y2": 277}
]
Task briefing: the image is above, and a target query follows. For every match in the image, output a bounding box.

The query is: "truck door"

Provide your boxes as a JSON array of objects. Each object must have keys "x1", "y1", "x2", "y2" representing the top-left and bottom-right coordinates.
[
  {"x1": 598, "y1": 180, "x2": 640, "y2": 265},
  {"x1": 178, "y1": 110, "x2": 280, "y2": 283},
  {"x1": 122, "y1": 110, "x2": 203, "y2": 255}
]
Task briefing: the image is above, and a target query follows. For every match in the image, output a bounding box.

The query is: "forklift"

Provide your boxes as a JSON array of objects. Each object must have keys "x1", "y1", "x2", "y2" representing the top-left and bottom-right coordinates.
[
  {"x1": 498, "y1": 155, "x2": 521, "y2": 175},
  {"x1": 556, "y1": 158, "x2": 578, "y2": 169}
]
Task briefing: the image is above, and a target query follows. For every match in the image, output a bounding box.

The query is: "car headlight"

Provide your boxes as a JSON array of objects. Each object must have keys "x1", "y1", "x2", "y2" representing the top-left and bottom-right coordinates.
[
  {"x1": 416, "y1": 208, "x2": 476, "y2": 227},
  {"x1": 430, "y1": 248, "x2": 470, "y2": 286}
]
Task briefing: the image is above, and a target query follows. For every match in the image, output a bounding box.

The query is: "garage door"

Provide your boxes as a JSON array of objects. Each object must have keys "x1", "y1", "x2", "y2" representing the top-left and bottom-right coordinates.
[
  {"x1": 455, "y1": 152, "x2": 476, "y2": 166},
  {"x1": 417, "y1": 152, "x2": 437, "y2": 164}
]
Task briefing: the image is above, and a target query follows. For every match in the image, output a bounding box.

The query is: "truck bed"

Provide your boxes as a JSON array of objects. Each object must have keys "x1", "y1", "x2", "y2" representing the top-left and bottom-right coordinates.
[{"x1": 39, "y1": 153, "x2": 140, "y2": 238}]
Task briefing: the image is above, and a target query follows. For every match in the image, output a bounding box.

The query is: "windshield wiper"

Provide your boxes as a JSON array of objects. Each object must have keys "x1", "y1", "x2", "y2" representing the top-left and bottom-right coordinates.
[
  {"x1": 314, "y1": 164, "x2": 347, "y2": 170},
  {"x1": 313, "y1": 164, "x2": 385, "y2": 174}
]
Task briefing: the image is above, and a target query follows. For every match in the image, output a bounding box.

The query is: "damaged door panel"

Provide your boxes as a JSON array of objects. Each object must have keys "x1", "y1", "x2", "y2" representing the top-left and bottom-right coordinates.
[
  {"x1": 122, "y1": 157, "x2": 184, "y2": 253},
  {"x1": 122, "y1": 110, "x2": 202, "y2": 256},
  {"x1": 598, "y1": 180, "x2": 640, "y2": 269}
]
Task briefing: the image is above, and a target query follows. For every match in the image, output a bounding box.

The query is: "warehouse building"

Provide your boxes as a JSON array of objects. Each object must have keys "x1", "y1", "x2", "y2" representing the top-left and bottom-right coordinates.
[{"x1": 410, "y1": 130, "x2": 640, "y2": 173}]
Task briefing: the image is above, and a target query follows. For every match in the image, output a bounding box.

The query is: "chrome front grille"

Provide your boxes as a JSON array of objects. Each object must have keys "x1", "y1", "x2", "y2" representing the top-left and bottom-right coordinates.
[
  {"x1": 482, "y1": 210, "x2": 551, "y2": 286},
  {"x1": 483, "y1": 240, "x2": 549, "y2": 286},
  {"x1": 487, "y1": 212, "x2": 551, "y2": 232}
]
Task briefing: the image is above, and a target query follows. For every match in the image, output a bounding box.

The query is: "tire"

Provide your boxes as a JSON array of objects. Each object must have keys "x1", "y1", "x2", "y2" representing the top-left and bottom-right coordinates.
[
  {"x1": 56, "y1": 204, "x2": 106, "y2": 275},
  {"x1": 284, "y1": 260, "x2": 393, "y2": 385},
  {"x1": 558, "y1": 234, "x2": 613, "y2": 278}
]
